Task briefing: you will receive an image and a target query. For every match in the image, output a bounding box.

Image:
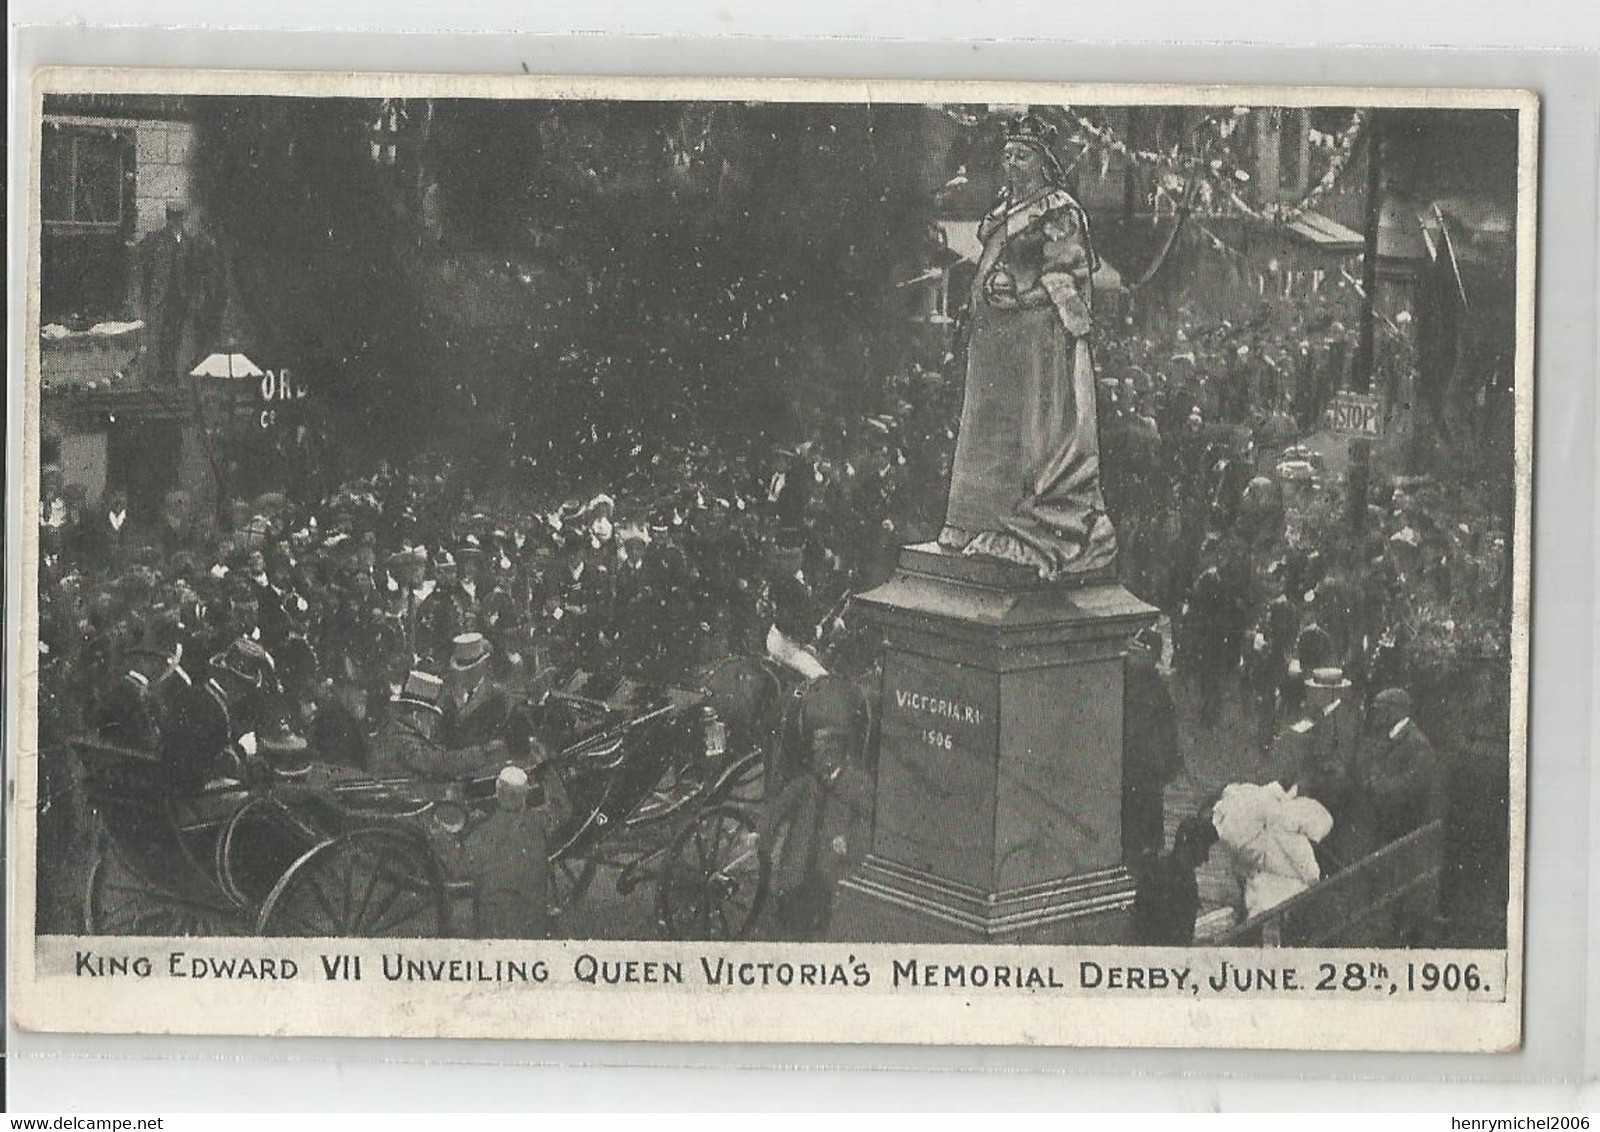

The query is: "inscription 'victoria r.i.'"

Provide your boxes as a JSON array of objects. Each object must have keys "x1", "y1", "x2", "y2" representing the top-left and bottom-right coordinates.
[{"x1": 893, "y1": 690, "x2": 984, "y2": 727}]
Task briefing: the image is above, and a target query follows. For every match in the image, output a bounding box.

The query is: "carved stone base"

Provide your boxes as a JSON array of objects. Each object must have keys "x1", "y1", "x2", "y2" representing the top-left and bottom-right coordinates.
[
  {"x1": 833, "y1": 855, "x2": 1135, "y2": 944},
  {"x1": 829, "y1": 542, "x2": 1156, "y2": 945}
]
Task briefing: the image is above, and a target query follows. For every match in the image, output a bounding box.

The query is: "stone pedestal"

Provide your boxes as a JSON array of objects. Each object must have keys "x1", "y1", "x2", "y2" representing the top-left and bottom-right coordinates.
[{"x1": 832, "y1": 543, "x2": 1158, "y2": 943}]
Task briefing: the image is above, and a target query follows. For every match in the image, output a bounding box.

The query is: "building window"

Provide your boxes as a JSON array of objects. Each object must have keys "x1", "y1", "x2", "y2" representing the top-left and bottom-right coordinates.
[{"x1": 40, "y1": 122, "x2": 135, "y2": 323}]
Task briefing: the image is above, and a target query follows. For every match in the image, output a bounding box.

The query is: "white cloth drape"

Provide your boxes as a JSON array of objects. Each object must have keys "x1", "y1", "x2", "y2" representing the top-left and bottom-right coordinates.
[{"x1": 1213, "y1": 781, "x2": 1334, "y2": 919}]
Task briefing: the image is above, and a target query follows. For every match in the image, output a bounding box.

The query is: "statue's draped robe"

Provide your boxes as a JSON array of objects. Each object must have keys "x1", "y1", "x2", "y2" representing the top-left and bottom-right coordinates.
[{"x1": 939, "y1": 186, "x2": 1118, "y2": 578}]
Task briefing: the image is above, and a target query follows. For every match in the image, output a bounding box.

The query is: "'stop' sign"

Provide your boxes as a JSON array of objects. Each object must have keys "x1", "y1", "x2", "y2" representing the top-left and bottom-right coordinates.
[{"x1": 1330, "y1": 392, "x2": 1384, "y2": 437}]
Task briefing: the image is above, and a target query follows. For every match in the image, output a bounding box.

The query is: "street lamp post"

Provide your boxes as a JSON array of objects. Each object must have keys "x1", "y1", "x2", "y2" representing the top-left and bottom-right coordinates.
[{"x1": 189, "y1": 346, "x2": 265, "y2": 524}]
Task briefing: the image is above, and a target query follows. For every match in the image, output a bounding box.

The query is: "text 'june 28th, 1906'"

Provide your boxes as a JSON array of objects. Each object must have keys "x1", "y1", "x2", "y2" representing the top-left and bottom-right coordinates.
[{"x1": 60, "y1": 947, "x2": 1503, "y2": 1001}]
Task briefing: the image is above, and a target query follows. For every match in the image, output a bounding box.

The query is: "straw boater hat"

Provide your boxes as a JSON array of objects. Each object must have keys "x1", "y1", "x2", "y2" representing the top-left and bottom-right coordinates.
[
  {"x1": 1307, "y1": 666, "x2": 1348, "y2": 688},
  {"x1": 448, "y1": 632, "x2": 492, "y2": 673}
]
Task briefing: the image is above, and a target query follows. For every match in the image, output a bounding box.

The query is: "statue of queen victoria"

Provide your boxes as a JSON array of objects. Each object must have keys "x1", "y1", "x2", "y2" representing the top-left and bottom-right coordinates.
[{"x1": 937, "y1": 114, "x2": 1118, "y2": 580}]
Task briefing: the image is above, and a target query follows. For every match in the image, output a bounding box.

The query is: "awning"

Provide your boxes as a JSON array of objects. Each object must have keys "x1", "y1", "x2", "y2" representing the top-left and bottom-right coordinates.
[
  {"x1": 190, "y1": 351, "x2": 265, "y2": 380},
  {"x1": 1283, "y1": 211, "x2": 1364, "y2": 254}
]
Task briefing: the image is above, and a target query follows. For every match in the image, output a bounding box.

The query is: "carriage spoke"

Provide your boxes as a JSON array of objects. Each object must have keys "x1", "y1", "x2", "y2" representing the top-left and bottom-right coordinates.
[
  {"x1": 304, "y1": 872, "x2": 346, "y2": 933},
  {"x1": 363, "y1": 892, "x2": 416, "y2": 935},
  {"x1": 343, "y1": 851, "x2": 393, "y2": 931},
  {"x1": 282, "y1": 906, "x2": 327, "y2": 937},
  {"x1": 356, "y1": 868, "x2": 406, "y2": 933},
  {"x1": 366, "y1": 887, "x2": 430, "y2": 936},
  {"x1": 691, "y1": 824, "x2": 710, "y2": 874},
  {"x1": 707, "y1": 816, "x2": 729, "y2": 872},
  {"x1": 657, "y1": 803, "x2": 767, "y2": 940},
  {"x1": 341, "y1": 845, "x2": 360, "y2": 926},
  {"x1": 89, "y1": 848, "x2": 239, "y2": 936},
  {"x1": 699, "y1": 821, "x2": 723, "y2": 875},
  {"x1": 352, "y1": 852, "x2": 385, "y2": 924},
  {"x1": 382, "y1": 869, "x2": 436, "y2": 933},
  {"x1": 100, "y1": 885, "x2": 140, "y2": 929},
  {"x1": 718, "y1": 846, "x2": 758, "y2": 875}
]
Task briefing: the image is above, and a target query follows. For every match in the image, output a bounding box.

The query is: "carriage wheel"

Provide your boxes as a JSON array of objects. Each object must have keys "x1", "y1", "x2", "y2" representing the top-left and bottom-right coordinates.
[
  {"x1": 711, "y1": 750, "x2": 766, "y2": 806},
  {"x1": 85, "y1": 847, "x2": 242, "y2": 937},
  {"x1": 656, "y1": 803, "x2": 768, "y2": 941},
  {"x1": 218, "y1": 796, "x2": 311, "y2": 908},
  {"x1": 256, "y1": 828, "x2": 450, "y2": 938}
]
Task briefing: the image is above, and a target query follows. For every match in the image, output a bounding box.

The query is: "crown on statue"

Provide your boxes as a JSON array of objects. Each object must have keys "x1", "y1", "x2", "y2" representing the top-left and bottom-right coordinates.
[{"x1": 1004, "y1": 113, "x2": 1058, "y2": 151}]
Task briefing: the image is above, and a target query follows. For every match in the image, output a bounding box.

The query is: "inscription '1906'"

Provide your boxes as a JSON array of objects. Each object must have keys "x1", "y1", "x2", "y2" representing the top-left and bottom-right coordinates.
[{"x1": 894, "y1": 690, "x2": 983, "y2": 727}]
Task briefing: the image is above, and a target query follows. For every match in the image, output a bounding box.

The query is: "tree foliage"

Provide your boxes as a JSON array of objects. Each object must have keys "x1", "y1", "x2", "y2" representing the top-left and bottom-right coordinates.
[{"x1": 193, "y1": 97, "x2": 937, "y2": 490}]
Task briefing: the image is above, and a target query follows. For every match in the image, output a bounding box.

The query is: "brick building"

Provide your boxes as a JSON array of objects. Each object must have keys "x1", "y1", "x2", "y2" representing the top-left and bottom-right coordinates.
[{"x1": 38, "y1": 94, "x2": 247, "y2": 526}]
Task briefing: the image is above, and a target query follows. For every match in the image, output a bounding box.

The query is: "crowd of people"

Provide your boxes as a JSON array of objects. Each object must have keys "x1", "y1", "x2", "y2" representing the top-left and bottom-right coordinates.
[
  {"x1": 35, "y1": 299, "x2": 1513, "y2": 943},
  {"x1": 1095, "y1": 324, "x2": 1513, "y2": 942},
  {"x1": 37, "y1": 452, "x2": 819, "y2": 764},
  {"x1": 34, "y1": 382, "x2": 945, "y2": 936}
]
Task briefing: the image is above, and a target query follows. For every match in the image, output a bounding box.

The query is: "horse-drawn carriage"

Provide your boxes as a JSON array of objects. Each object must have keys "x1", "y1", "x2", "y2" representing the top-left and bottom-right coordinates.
[
  {"x1": 73, "y1": 656, "x2": 872, "y2": 942},
  {"x1": 80, "y1": 740, "x2": 461, "y2": 937},
  {"x1": 75, "y1": 669, "x2": 780, "y2": 940}
]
